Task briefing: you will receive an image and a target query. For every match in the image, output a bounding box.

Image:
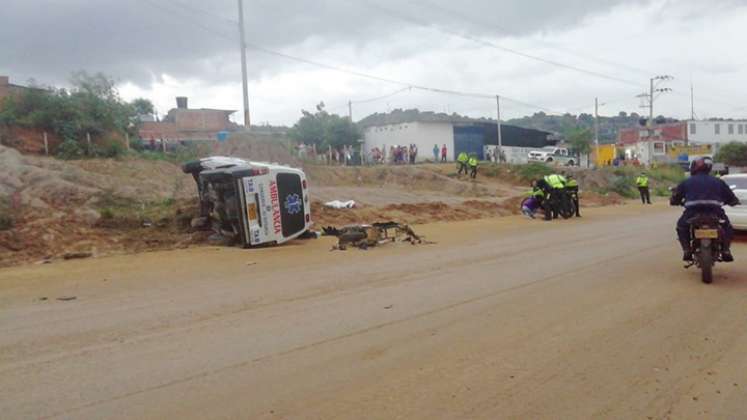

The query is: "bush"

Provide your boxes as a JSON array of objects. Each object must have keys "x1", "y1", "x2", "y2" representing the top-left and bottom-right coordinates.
[
  {"x1": 0, "y1": 214, "x2": 12, "y2": 231},
  {"x1": 130, "y1": 139, "x2": 146, "y2": 152},
  {"x1": 100, "y1": 208, "x2": 115, "y2": 220},
  {"x1": 515, "y1": 163, "x2": 555, "y2": 182},
  {"x1": 0, "y1": 197, "x2": 13, "y2": 231},
  {"x1": 57, "y1": 139, "x2": 85, "y2": 160},
  {"x1": 93, "y1": 138, "x2": 127, "y2": 158},
  {"x1": 715, "y1": 142, "x2": 747, "y2": 166}
]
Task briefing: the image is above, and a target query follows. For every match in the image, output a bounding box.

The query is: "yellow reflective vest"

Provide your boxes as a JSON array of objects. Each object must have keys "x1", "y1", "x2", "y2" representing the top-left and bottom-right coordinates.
[
  {"x1": 545, "y1": 174, "x2": 566, "y2": 189},
  {"x1": 457, "y1": 152, "x2": 469, "y2": 163},
  {"x1": 468, "y1": 157, "x2": 478, "y2": 167},
  {"x1": 636, "y1": 176, "x2": 649, "y2": 188}
]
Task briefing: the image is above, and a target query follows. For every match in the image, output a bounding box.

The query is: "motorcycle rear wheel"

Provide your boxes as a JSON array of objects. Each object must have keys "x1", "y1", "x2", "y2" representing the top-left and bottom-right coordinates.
[{"x1": 700, "y1": 249, "x2": 713, "y2": 284}]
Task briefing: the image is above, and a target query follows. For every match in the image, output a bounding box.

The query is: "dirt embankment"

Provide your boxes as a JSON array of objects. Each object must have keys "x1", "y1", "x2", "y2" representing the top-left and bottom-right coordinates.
[{"x1": 0, "y1": 136, "x2": 630, "y2": 267}]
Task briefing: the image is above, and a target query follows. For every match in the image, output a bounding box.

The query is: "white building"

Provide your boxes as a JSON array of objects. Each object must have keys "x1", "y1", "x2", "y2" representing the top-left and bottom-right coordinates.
[
  {"x1": 687, "y1": 120, "x2": 747, "y2": 146},
  {"x1": 361, "y1": 112, "x2": 554, "y2": 163},
  {"x1": 364, "y1": 121, "x2": 455, "y2": 162}
]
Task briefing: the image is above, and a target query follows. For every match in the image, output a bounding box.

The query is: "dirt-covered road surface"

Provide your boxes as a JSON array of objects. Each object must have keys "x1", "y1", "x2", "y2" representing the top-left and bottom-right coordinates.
[{"x1": 2, "y1": 202, "x2": 746, "y2": 419}]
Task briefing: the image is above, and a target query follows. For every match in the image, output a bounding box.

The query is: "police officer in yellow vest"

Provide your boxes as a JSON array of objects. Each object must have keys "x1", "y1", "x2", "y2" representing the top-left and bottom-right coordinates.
[
  {"x1": 468, "y1": 154, "x2": 479, "y2": 179},
  {"x1": 636, "y1": 172, "x2": 651, "y2": 204},
  {"x1": 565, "y1": 174, "x2": 581, "y2": 217},
  {"x1": 457, "y1": 152, "x2": 469, "y2": 175},
  {"x1": 543, "y1": 173, "x2": 567, "y2": 220}
]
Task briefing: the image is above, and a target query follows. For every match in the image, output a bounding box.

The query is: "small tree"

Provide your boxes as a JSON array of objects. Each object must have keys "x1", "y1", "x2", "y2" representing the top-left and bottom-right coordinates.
[
  {"x1": 288, "y1": 102, "x2": 361, "y2": 150},
  {"x1": 715, "y1": 142, "x2": 747, "y2": 167},
  {"x1": 566, "y1": 127, "x2": 593, "y2": 167},
  {"x1": 131, "y1": 98, "x2": 155, "y2": 116}
]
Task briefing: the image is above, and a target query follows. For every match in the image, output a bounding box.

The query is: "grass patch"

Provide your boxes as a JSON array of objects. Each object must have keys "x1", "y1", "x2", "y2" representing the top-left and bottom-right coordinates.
[
  {"x1": 0, "y1": 197, "x2": 13, "y2": 231},
  {"x1": 476, "y1": 162, "x2": 555, "y2": 183},
  {"x1": 132, "y1": 143, "x2": 211, "y2": 164},
  {"x1": 95, "y1": 190, "x2": 179, "y2": 228},
  {"x1": 593, "y1": 164, "x2": 685, "y2": 199}
]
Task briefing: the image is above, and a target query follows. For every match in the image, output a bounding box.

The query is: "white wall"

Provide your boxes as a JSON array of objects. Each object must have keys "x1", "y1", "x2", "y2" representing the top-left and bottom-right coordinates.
[
  {"x1": 363, "y1": 122, "x2": 455, "y2": 162},
  {"x1": 688, "y1": 120, "x2": 747, "y2": 144},
  {"x1": 484, "y1": 145, "x2": 535, "y2": 164}
]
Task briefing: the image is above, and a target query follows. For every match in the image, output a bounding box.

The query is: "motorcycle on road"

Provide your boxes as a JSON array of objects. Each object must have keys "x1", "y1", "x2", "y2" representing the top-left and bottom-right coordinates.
[{"x1": 685, "y1": 213, "x2": 726, "y2": 284}]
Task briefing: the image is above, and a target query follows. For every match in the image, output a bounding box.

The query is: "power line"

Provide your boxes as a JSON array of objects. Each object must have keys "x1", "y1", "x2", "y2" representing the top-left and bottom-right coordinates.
[
  {"x1": 353, "y1": 87, "x2": 412, "y2": 104},
  {"x1": 361, "y1": 1, "x2": 645, "y2": 89},
  {"x1": 406, "y1": 0, "x2": 656, "y2": 78},
  {"x1": 140, "y1": 0, "x2": 565, "y2": 115}
]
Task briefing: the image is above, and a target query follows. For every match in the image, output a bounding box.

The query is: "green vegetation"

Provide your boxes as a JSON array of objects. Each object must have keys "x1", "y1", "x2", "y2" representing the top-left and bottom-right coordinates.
[
  {"x1": 513, "y1": 163, "x2": 555, "y2": 182},
  {"x1": 132, "y1": 142, "x2": 211, "y2": 164},
  {"x1": 478, "y1": 162, "x2": 555, "y2": 183},
  {"x1": 593, "y1": 164, "x2": 685, "y2": 198},
  {"x1": 506, "y1": 111, "x2": 676, "y2": 142},
  {"x1": 0, "y1": 71, "x2": 153, "y2": 159},
  {"x1": 567, "y1": 128, "x2": 593, "y2": 156},
  {"x1": 95, "y1": 190, "x2": 179, "y2": 227},
  {"x1": 0, "y1": 197, "x2": 13, "y2": 231},
  {"x1": 714, "y1": 142, "x2": 747, "y2": 167},
  {"x1": 288, "y1": 102, "x2": 361, "y2": 150}
]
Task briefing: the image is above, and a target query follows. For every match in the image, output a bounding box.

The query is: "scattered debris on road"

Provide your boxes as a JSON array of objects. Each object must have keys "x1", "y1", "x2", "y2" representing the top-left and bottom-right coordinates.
[
  {"x1": 322, "y1": 222, "x2": 433, "y2": 250},
  {"x1": 324, "y1": 200, "x2": 356, "y2": 209},
  {"x1": 56, "y1": 296, "x2": 77, "y2": 301},
  {"x1": 63, "y1": 252, "x2": 93, "y2": 260}
]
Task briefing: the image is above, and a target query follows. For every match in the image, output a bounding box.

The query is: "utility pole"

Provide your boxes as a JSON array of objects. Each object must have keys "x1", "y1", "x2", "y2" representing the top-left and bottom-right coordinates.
[
  {"x1": 348, "y1": 100, "x2": 353, "y2": 121},
  {"x1": 594, "y1": 97, "x2": 599, "y2": 167},
  {"x1": 690, "y1": 83, "x2": 695, "y2": 120},
  {"x1": 641, "y1": 75, "x2": 673, "y2": 128},
  {"x1": 649, "y1": 78, "x2": 654, "y2": 129},
  {"x1": 637, "y1": 75, "x2": 672, "y2": 164},
  {"x1": 237, "y1": 0, "x2": 251, "y2": 128},
  {"x1": 496, "y1": 95, "x2": 502, "y2": 161}
]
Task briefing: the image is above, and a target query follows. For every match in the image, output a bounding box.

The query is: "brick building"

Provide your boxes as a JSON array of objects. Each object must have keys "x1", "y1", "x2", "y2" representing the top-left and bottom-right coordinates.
[
  {"x1": 0, "y1": 76, "x2": 30, "y2": 102},
  {"x1": 617, "y1": 122, "x2": 688, "y2": 164},
  {"x1": 139, "y1": 96, "x2": 238, "y2": 142}
]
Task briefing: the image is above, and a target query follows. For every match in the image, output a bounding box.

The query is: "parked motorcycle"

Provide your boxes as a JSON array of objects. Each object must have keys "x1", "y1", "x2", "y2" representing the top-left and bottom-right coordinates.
[{"x1": 543, "y1": 189, "x2": 575, "y2": 220}]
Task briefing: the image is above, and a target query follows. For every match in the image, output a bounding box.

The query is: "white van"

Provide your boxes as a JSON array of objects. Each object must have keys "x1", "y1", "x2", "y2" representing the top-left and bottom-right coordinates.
[{"x1": 183, "y1": 156, "x2": 311, "y2": 246}]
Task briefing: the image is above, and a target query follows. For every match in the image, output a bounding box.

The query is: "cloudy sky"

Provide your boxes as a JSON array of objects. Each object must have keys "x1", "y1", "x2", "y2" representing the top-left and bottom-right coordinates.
[{"x1": 1, "y1": 0, "x2": 746, "y2": 126}]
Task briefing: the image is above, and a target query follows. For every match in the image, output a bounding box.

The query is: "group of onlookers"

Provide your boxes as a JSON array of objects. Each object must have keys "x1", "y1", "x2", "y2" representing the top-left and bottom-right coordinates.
[{"x1": 369, "y1": 144, "x2": 431, "y2": 165}]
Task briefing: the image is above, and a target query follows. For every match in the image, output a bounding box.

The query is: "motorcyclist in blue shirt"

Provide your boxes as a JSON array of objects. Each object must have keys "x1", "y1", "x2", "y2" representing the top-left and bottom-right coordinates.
[{"x1": 670, "y1": 157, "x2": 740, "y2": 262}]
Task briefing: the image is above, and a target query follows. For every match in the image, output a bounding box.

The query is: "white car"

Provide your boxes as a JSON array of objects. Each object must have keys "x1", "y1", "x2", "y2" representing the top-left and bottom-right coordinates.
[{"x1": 722, "y1": 174, "x2": 747, "y2": 230}]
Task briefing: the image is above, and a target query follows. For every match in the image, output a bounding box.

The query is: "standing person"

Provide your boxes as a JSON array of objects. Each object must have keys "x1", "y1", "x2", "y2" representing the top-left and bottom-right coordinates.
[
  {"x1": 412, "y1": 144, "x2": 418, "y2": 163},
  {"x1": 636, "y1": 172, "x2": 652, "y2": 204},
  {"x1": 441, "y1": 144, "x2": 448, "y2": 162},
  {"x1": 456, "y1": 151, "x2": 469, "y2": 175},
  {"x1": 468, "y1": 153, "x2": 479, "y2": 179},
  {"x1": 565, "y1": 174, "x2": 581, "y2": 217},
  {"x1": 486, "y1": 149, "x2": 493, "y2": 163},
  {"x1": 433, "y1": 144, "x2": 439, "y2": 161}
]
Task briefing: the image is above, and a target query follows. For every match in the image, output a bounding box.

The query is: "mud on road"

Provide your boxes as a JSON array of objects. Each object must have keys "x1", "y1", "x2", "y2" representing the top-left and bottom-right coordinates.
[{"x1": 2, "y1": 203, "x2": 746, "y2": 419}]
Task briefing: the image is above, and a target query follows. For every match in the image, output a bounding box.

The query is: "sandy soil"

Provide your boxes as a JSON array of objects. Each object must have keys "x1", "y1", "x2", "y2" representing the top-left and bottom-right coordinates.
[{"x1": 2, "y1": 202, "x2": 746, "y2": 419}]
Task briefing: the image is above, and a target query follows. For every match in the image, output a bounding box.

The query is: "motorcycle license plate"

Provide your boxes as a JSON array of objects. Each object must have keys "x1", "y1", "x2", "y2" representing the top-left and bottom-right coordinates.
[{"x1": 694, "y1": 229, "x2": 718, "y2": 239}]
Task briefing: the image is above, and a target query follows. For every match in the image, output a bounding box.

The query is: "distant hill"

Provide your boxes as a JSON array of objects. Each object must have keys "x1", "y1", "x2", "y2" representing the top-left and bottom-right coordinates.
[
  {"x1": 506, "y1": 112, "x2": 679, "y2": 144},
  {"x1": 355, "y1": 108, "x2": 679, "y2": 144}
]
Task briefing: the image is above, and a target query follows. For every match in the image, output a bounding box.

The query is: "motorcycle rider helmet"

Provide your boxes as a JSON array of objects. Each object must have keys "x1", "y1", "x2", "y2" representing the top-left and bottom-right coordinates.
[{"x1": 689, "y1": 156, "x2": 713, "y2": 175}]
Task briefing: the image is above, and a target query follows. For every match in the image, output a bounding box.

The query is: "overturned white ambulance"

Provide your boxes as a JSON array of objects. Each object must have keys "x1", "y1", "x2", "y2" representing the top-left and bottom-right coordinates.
[{"x1": 182, "y1": 156, "x2": 311, "y2": 247}]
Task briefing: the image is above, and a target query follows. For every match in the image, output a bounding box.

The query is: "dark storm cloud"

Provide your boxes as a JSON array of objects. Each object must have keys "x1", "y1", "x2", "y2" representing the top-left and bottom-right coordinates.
[{"x1": 0, "y1": 0, "x2": 640, "y2": 88}]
